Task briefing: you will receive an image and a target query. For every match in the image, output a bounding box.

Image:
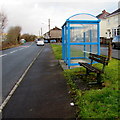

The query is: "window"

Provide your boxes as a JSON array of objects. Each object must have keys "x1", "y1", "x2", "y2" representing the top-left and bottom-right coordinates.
[
  {"x1": 112, "y1": 28, "x2": 120, "y2": 37},
  {"x1": 117, "y1": 28, "x2": 120, "y2": 35},
  {"x1": 112, "y1": 29, "x2": 116, "y2": 37}
]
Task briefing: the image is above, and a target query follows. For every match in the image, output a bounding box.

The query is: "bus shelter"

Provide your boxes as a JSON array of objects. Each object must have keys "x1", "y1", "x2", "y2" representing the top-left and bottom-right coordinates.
[{"x1": 62, "y1": 13, "x2": 101, "y2": 69}]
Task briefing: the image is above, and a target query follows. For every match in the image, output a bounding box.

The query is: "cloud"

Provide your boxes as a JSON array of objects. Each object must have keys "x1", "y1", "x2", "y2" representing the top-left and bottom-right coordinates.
[{"x1": 0, "y1": 0, "x2": 119, "y2": 35}]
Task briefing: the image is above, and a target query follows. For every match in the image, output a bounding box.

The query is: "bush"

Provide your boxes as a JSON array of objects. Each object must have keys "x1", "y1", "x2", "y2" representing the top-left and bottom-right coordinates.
[
  {"x1": 6, "y1": 26, "x2": 21, "y2": 44},
  {"x1": 21, "y1": 34, "x2": 37, "y2": 42},
  {"x1": 2, "y1": 41, "x2": 21, "y2": 50}
]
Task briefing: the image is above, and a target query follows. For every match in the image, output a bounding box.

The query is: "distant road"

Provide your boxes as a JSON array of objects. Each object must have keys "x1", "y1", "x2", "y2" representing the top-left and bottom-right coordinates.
[
  {"x1": 2, "y1": 42, "x2": 43, "y2": 101},
  {"x1": 100, "y1": 46, "x2": 120, "y2": 59}
]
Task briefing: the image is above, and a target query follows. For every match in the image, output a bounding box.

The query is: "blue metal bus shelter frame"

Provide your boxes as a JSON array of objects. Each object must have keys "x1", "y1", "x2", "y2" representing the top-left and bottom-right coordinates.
[{"x1": 62, "y1": 13, "x2": 101, "y2": 69}]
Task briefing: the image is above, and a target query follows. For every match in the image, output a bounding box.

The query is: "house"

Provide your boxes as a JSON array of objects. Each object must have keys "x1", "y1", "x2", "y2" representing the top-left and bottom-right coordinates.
[
  {"x1": 106, "y1": 8, "x2": 120, "y2": 38},
  {"x1": 97, "y1": 9, "x2": 120, "y2": 44},
  {"x1": 43, "y1": 26, "x2": 62, "y2": 42},
  {"x1": 97, "y1": 10, "x2": 110, "y2": 41}
]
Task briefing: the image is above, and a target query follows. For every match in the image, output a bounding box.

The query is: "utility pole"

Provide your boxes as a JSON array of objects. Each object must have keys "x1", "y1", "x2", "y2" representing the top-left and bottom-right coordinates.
[
  {"x1": 41, "y1": 27, "x2": 42, "y2": 36},
  {"x1": 48, "y1": 19, "x2": 50, "y2": 39},
  {"x1": 39, "y1": 30, "x2": 40, "y2": 38}
]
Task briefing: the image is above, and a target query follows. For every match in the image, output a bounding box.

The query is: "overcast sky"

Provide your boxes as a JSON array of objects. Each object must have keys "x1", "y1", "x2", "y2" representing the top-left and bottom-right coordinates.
[{"x1": 0, "y1": 0, "x2": 119, "y2": 35}]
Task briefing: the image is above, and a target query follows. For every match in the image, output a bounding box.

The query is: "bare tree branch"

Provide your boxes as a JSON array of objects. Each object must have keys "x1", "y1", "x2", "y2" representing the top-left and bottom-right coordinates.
[{"x1": 0, "y1": 11, "x2": 7, "y2": 34}]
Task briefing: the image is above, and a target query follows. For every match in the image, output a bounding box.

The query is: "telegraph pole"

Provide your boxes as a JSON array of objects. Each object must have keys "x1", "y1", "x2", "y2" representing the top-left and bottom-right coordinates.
[
  {"x1": 39, "y1": 30, "x2": 40, "y2": 38},
  {"x1": 48, "y1": 19, "x2": 50, "y2": 39},
  {"x1": 41, "y1": 27, "x2": 42, "y2": 36}
]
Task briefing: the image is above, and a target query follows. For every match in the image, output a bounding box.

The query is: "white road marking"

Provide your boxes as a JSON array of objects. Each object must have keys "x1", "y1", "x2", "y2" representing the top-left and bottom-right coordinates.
[
  {"x1": 10, "y1": 50, "x2": 18, "y2": 54},
  {"x1": 0, "y1": 54, "x2": 7, "y2": 57},
  {"x1": 0, "y1": 46, "x2": 44, "y2": 112},
  {"x1": 1, "y1": 43, "x2": 34, "y2": 57},
  {"x1": 18, "y1": 48, "x2": 24, "y2": 51}
]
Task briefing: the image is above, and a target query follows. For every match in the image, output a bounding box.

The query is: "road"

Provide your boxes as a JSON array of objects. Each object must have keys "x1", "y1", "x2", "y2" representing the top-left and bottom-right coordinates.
[
  {"x1": 100, "y1": 46, "x2": 120, "y2": 59},
  {"x1": 2, "y1": 42, "x2": 43, "y2": 101}
]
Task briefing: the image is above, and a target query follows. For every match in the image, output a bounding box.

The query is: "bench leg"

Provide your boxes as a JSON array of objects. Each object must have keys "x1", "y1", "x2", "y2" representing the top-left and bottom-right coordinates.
[
  {"x1": 86, "y1": 68, "x2": 90, "y2": 75},
  {"x1": 88, "y1": 73, "x2": 101, "y2": 85},
  {"x1": 97, "y1": 73, "x2": 101, "y2": 84}
]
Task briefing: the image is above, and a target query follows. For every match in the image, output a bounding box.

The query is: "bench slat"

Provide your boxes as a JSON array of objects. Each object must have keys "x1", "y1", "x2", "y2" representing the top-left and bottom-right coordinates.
[
  {"x1": 89, "y1": 53, "x2": 108, "y2": 65},
  {"x1": 78, "y1": 62, "x2": 103, "y2": 73}
]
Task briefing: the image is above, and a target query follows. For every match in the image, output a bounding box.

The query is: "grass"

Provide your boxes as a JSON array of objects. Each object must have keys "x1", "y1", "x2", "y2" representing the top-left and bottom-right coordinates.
[
  {"x1": 50, "y1": 44, "x2": 89, "y2": 58},
  {"x1": 51, "y1": 43, "x2": 119, "y2": 119},
  {"x1": 78, "y1": 87, "x2": 119, "y2": 118},
  {"x1": 50, "y1": 44, "x2": 62, "y2": 60},
  {"x1": 71, "y1": 46, "x2": 89, "y2": 57}
]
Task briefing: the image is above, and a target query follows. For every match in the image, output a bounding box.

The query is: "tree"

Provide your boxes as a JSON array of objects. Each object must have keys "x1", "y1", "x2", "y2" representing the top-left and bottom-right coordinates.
[
  {"x1": 21, "y1": 34, "x2": 37, "y2": 42},
  {"x1": 29, "y1": 34, "x2": 37, "y2": 41},
  {"x1": 6, "y1": 26, "x2": 22, "y2": 44},
  {"x1": 0, "y1": 10, "x2": 7, "y2": 40}
]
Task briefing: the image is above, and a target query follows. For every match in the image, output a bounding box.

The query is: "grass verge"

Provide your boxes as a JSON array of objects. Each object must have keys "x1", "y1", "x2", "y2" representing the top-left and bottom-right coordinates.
[
  {"x1": 64, "y1": 59, "x2": 119, "y2": 119},
  {"x1": 51, "y1": 44, "x2": 119, "y2": 119},
  {"x1": 50, "y1": 44, "x2": 62, "y2": 60}
]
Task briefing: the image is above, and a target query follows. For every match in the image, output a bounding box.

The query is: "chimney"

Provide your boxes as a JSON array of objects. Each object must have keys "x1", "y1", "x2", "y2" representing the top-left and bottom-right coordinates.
[{"x1": 102, "y1": 10, "x2": 106, "y2": 13}]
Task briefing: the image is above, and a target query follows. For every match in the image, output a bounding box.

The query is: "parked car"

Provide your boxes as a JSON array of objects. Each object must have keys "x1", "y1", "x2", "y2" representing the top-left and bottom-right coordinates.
[
  {"x1": 44, "y1": 40, "x2": 48, "y2": 43},
  {"x1": 50, "y1": 39, "x2": 56, "y2": 43},
  {"x1": 20, "y1": 39, "x2": 26, "y2": 44},
  {"x1": 112, "y1": 35, "x2": 120, "y2": 49},
  {"x1": 36, "y1": 39, "x2": 44, "y2": 46}
]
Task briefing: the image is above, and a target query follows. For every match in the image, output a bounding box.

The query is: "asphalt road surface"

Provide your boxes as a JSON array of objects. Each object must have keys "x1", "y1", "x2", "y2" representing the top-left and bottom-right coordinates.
[
  {"x1": 2, "y1": 42, "x2": 43, "y2": 101},
  {"x1": 100, "y1": 46, "x2": 120, "y2": 59}
]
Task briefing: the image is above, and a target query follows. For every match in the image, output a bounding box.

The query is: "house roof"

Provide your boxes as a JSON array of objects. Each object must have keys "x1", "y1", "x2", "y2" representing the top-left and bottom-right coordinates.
[
  {"x1": 96, "y1": 10, "x2": 110, "y2": 19},
  {"x1": 50, "y1": 26, "x2": 61, "y2": 31},
  {"x1": 108, "y1": 8, "x2": 120, "y2": 16},
  {"x1": 43, "y1": 26, "x2": 61, "y2": 36},
  {"x1": 97, "y1": 8, "x2": 120, "y2": 19}
]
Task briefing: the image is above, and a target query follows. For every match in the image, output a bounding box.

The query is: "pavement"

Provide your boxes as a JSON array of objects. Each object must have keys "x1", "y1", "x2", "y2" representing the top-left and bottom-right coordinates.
[{"x1": 2, "y1": 44, "x2": 75, "y2": 119}]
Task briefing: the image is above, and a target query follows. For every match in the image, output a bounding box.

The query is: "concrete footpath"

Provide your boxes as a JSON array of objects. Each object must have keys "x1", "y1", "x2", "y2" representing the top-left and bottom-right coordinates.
[{"x1": 2, "y1": 44, "x2": 75, "y2": 119}]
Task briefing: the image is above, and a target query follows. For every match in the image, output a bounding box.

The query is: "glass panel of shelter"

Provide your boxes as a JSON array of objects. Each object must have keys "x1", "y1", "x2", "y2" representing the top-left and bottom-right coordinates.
[
  {"x1": 70, "y1": 24, "x2": 97, "y2": 43},
  {"x1": 69, "y1": 24, "x2": 98, "y2": 65}
]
